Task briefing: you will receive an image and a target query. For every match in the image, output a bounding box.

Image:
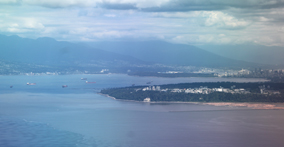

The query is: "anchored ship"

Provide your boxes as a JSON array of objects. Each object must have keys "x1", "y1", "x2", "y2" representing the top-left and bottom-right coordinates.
[
  {"x1": 146, "y1": 81, "x2": 153, "y2": 84},
  {"x1": 27, "y1": 83, "x2": 36, "y2": 85},
  {"x1": 62, "y1": 85, "x2": 68, "y2": 88},
  {"x1": 86, "y1": 81, "x2": 96, "y2": 84}
]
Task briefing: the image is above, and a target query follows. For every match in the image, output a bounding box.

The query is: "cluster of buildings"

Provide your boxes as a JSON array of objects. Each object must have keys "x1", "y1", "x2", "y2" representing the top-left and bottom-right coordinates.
[
  {"x1": 158, "y1": 71, "x2": 183, "y2": 74},
  {"x1": 214, "y1": 69, "x2": 251, "y2": 77},
  {"x1": 259, "y1": 85, "x2": 281, "y2": 95},
  {"x1": 100, "y1": 69, "x2": 109, "y2": 73},
  {"x1": 24, "y1": 72, "x2": 59, "y2": 76},
  {"x1": 136, "y1": 86, "x2": 280, "y2": 94},
  {"x1": 137, "y1": 85, "x2": 251, "y2": 94},
  {"x1": 182, "y1": 87, "x2": 250, "y2": 94},
  {"x1": 217, "y1": 68, "x2": 284, "y2": 79},
  {"x1": 138, "y1": 84, "x2": 282, "y2": 102},
  {"x1": 137, "y1": 85, "x2": 279, "y2": 95},
  {"x1": 18, "y1": 69, "x2": 111, "y2": 76},
  {"x1": 141, "y1": 86, "x2": 161, "y2": 91}
]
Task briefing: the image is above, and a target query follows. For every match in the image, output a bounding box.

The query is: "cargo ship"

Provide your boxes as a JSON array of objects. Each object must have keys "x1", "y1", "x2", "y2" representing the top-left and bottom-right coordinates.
[
  {"x1": 146, "y1": 81, "x2": 153, "y2": 84},
  {"x1": 27, "y1": 83, "x2": 36, "y2": 85},
  {"x1": 62, "y1": 85, "x2": 68, "y2": 88},
  {"x1": 86, "y1": 81, "x2": 96, "y2": 84}
]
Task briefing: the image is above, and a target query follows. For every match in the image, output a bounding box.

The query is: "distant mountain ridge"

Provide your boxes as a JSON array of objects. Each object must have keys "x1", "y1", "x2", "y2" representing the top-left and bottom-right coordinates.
[
  {"x1": 0, "y1": 34, "x2": 147, "y2": 67},
  {"x1": 87, "y1": 41, "x2": 262, "y2": 68},
  {"x1": 0, "y1": 34, "x2": 267, "y2": 73},
  {"x1": 197, "y1": 44, "x2": 284, "y2": 66}
]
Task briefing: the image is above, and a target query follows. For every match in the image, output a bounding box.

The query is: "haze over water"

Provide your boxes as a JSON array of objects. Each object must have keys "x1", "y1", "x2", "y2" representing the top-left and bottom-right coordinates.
[{"x1": 0, "y1": 74, "x2": 283, "y2": 147}]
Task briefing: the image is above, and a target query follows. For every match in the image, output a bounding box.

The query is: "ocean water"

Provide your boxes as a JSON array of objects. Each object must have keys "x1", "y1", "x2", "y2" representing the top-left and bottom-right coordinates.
[{"x1": 0, "y1": 74, "x2": 283, "y2": 147}]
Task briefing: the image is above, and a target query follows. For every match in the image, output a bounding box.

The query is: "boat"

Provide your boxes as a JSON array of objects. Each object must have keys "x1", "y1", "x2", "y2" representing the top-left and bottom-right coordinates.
[
  {"x1": 62, "y1": 85, "x2": 68, "y2": 88},
  {"x1": 27, "y1": 83, "x2": 36, "y2": 85},
  {"x1": 86, "y1": 81, "x2": 96, "y2": 84},
  {"x1": 81, "y1": 78, "x2": 87, "y2": 80},
  {"x1": 146, "y1": 81, "x2": 153, "y2": 84},
  {"x1": 10, "y1": 86, "x2": 13, "y2": 88}
]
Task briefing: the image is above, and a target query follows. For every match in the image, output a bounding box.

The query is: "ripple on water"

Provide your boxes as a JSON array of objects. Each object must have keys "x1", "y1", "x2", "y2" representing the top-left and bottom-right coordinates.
[{"x1": 0, "y1": 116, "x2": 97, "y2": 147}]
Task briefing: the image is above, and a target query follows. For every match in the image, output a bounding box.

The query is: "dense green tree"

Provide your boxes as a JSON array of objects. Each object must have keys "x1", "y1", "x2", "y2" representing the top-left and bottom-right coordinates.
[{"x1": 100, "y1": 82, "x2": 284, "y2": 102}]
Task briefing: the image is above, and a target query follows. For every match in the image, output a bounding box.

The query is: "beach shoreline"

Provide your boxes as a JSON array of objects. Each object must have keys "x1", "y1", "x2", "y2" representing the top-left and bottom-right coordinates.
[{"x1": 98, "y1": 93, "x2": 284, "y2": 110}]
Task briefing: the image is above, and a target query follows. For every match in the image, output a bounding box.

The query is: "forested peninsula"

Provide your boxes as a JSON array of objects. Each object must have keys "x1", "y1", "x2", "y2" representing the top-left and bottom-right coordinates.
[{"x1": 100, "y1": 82, "x2": 284, "y2": 102}]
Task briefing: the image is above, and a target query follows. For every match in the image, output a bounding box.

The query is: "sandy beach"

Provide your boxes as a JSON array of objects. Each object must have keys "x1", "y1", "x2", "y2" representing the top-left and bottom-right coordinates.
[
  {"x1": 204, "y1": 102, "x2": 284, "y2": 110},
  {"x1": 99, "y1": 93, "x2": 284, "y2": 110}
]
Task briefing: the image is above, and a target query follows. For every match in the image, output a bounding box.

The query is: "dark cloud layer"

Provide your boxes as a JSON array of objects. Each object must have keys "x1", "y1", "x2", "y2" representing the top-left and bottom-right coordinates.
[
  {"x1": 98, "y1": 2, "x2": 138, "y2": 10},
  {"x1": 140, "y1": 0, "x2": 284, "y2": 12},
  {"x1": 10, "y1": 0, "x2": 284, "y2": 11}
]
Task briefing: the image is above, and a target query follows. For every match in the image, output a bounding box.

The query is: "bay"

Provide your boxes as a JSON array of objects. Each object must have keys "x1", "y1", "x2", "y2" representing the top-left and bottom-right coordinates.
[{"x1": 0, "y1": 74, "x2": 283, "y2": 147}]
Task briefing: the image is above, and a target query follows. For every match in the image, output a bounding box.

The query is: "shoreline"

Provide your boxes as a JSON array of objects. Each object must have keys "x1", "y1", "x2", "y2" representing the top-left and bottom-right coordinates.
[
  {"x1": 98, "y1": 93, "x2": 284, "y2": 110},
  {"x1": 204, "y1": 102, "x2": 284, "y2": 110},
  {"x1": 127, "y1": 74, "x2": 269, "y2": 81},
  {"x1": 97, "y1": 93, "x2": 116, "y2": 100}
]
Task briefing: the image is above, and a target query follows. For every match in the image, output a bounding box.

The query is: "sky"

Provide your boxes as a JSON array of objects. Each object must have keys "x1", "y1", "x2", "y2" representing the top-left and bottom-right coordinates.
[{"x1": 0, "y1": 0, "x2": 284, "y2": 46}]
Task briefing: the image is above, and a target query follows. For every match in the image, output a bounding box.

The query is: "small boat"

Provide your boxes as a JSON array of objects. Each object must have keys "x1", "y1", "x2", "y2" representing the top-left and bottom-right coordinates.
[
  {"x1": 10, "y1": 86, "x2": 13, "y2": 88},
  {"x1": 62, "y1": 85, "x2": 68, "y2": 88},
  {"x1": 146, "y1": 81, "x2": 153, "y2": 84},
  {"x1": 27, "y1": 83, "x2": 36, "y2": 85},
  {"x1": 86, "y1": 81, "x2": 96, "y2": 84},
  {"x1": 81, "y1": 78, "x2": 87, "y2": 80}
]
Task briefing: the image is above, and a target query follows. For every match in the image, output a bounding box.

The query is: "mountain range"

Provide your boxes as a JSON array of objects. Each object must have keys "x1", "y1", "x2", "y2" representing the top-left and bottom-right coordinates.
[
  {"x1": 85, "y1": 41, "x2": 262, "y2": 69},
  {"x1": 0, "y1": 34, "x2": 279, "y2": 74},
  {"x1": 197, "y1": 44, "x2": 284, "y2": 66},
  {"x1": 0, "y1": 34, "x2": 146, "y2": 66}
]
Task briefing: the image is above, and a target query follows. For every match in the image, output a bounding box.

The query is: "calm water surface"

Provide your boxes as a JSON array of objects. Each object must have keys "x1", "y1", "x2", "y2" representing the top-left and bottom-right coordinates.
[{"x1": 0, "y1": 74, "x2": 283, "y2": 147}]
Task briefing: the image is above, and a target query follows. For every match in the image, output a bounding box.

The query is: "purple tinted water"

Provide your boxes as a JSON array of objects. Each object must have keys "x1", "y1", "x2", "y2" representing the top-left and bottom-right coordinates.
[{"x1": 0, "y1": 74, "x2": 282, "y2": 147}]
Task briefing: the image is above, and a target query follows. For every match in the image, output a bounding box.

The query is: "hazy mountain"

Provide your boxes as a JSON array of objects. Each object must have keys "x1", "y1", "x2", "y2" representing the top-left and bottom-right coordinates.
[
  {"x1": 197, "y1": 44, "x2": 284, "y2": 66},
  {"x1": 0, "y1": 34, "x2": 269, "y2": 74},
  {"x1": 0, "y1": 34, "x2": 147, "y2": 68},
  {"x1": 86, "y1": 41, "x2": 262, "y2": 69}
]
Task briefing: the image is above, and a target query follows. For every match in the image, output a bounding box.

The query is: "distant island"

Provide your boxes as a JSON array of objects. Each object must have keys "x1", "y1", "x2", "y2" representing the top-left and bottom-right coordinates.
[{"x1": 100, "y1": 82, "x2": 284, "y2": 103}]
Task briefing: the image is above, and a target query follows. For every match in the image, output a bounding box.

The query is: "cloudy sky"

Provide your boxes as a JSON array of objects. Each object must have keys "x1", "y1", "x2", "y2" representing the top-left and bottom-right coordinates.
[{"x1": 1, "y1": 0, "x2": 284, "y2": 46}]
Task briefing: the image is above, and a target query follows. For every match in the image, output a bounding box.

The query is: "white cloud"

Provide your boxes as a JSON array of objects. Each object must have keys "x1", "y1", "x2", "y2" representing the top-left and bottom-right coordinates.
[
  {"x1": 171, "y1": 34, "x2": 233, "y2": 45},
  {"x1": 151, "y1": 12, "x2": 201, "y2": 18},
  {"x1": 21, "y1": 0, "x2": 170, "y2": 8},
  {"x1": 22, "y1": 0, "x2": 99, "y2": 8},
  {"x1": 129, "y1": 0, "x2": 170, "y2": 8},
  {"x1": 23, "y1": 19, "x2": 45, "y2": 29},
  {"x1": 201, "y1": 11, "x2": 250, "y2": 29},
  {"x1": 10, "y1": 23, "x2": 19, "y2": 27},
  {"x1": 104, "y1": 14, "x2": 116, "y2": 17},
  {"x1": 151, "y1": 11, "x2": 250, "y2": 29},
  {"x1": 7, "y1": 28, "x2": 24, "y2": 33},
  {"x1": 1, "y1": 0, "x2": 284, "y2": 47},
  {"x1": 0, "y1": 14, "x2": 45, "y2": 34},
  {"x1": 259, "y1": 16, "x2": 271, "y2": 22},
  {"x1": 0, "y1": 0, "x2": 18, "y2": 4}
]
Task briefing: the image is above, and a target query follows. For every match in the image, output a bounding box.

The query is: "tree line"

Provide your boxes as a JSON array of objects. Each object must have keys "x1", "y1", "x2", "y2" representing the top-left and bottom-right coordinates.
[{"x1": 100, "y1": 82, "x2": 284, "y2": 102}]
